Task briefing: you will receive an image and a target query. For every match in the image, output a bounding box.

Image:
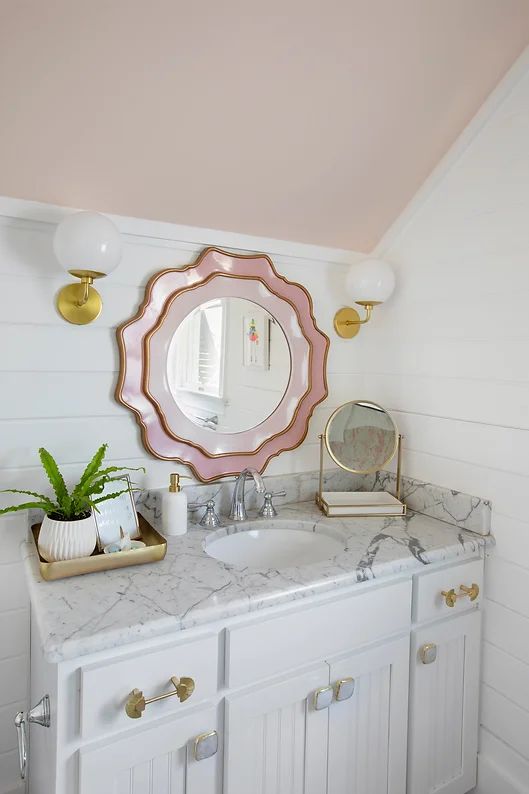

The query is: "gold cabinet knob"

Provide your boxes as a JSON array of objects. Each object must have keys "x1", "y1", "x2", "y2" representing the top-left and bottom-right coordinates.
[
  {"x1": 334, "y1": 677, "x2": 355, "y2": 702},
  {"x1": 176, "y1": 676, "x2": 195, "y2": 703},
  {"x1": 460, "y1": 583, "x2": 480, "y2": 601},
  {"x1": 125, "y1": 688, "x2": 146, "y2": 719},
  {"x1": 441, "y1": 583, "x2": 480, "y2": 608},
  {"x1": 194, "y1": 730, "x2": 219, "y2": 761},
  {"x1": 125, "y1": 676, "x2": 196, "y2": 719},
  {"x1": 441, "y1": 588, "x2": 458, "y2": 608},
  {"x1": 313, "y1": 685, "x2": 334, "y2": 711}
]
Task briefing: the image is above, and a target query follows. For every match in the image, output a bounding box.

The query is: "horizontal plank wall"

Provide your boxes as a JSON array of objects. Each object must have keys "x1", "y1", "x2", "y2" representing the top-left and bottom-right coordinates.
[
  {"x1": 0, "y1": 196, "x2": 362, "y2": 793},
  {"x1": 368, "y1": 47, "x2": 529, "y2": 794}
]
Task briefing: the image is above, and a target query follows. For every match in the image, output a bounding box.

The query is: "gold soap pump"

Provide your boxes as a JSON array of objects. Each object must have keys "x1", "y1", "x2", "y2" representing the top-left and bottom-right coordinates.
[{"x1": 162, "y1": 473, "x2": 190, "y2": 537}]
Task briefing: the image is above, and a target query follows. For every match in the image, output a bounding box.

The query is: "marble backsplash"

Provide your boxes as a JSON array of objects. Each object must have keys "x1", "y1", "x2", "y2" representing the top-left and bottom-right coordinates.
[{"x1": 137, "y1": 468, "x2": 491, "y2": 536}]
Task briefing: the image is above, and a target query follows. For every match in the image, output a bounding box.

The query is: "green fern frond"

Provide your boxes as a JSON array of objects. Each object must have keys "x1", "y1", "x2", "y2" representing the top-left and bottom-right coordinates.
[
  {"x1": 72, "y1": 444, "x2": 108, "y2": 500},
  {"x1": 0, "y1": 488, "x2": 57, "y2": 513},
  {"x1": 79, "y1": 465, "x2": 145, "y2": 496},
  {"x1": 91, "y1": 488, "x2": 138, "y2": 505},
  {"x1": 38, "y1": 448, "x2": 68, "y2": 506},
  {"x1": 0, "y1": 501, "x2": 56, "y2": 515}
]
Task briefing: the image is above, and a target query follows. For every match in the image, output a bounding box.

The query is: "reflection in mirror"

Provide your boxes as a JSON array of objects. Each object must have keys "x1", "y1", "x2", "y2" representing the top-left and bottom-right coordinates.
[
  {"x1": 167, "y1": 298, "x2": 291, "y2": 433},
  {"x1": 326, "y1": 400, "x2": 397, "y2": 473}
]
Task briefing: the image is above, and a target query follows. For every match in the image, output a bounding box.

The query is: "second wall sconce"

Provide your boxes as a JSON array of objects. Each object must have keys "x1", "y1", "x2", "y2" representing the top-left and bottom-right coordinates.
[
  {"x1": 54, "y1": 211, "x2": 123, "y2": 325},
  {"x1": 334, "y1": 258, "x2": 395, "y2": 339}
]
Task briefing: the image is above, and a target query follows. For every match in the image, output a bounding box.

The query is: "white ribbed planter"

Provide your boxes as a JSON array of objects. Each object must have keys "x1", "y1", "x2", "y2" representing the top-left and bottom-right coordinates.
[{"x1": 38, "y1": 513, "x2": 97, "y2": 562}]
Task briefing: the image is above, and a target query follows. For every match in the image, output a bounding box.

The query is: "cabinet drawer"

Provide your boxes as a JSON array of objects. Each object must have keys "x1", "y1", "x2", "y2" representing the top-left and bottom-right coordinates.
[
  {"x1": 413, "y1": 558, "x2": 483, "y2": 624},
  {"x1": 226, "y1": 580, "x2": 412, "y2": 688},
  {"x1": 80, "y1": 633, "x2": 218, "y2": 740}
]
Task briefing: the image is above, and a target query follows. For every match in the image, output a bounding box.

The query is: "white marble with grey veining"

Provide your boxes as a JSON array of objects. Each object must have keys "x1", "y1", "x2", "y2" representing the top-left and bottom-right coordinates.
[
  {"x1": 135, "y1": 467, "x2": 492, "y2": 536},
  {"x1": 22, "y1": 499, "x2": 493, "y2": 663}
]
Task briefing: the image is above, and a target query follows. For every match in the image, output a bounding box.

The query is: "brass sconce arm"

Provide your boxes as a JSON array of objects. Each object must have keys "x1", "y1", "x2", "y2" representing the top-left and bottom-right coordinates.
[
  {"x1": 57, "y1": 272, "x2": 103, "y2": 323},
  {"x1": 333, "y1": 302, "x2": 379, "y2": 339},
  {"x1": 77, "y1": 275, "x2": 94, "y2": 307}
]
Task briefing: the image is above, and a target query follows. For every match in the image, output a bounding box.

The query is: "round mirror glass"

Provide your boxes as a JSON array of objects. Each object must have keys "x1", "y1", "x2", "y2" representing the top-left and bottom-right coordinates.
[
  {"x1": 166, "y1": 298, "x2": 291, "y2": 433},
  {"x1": 325, "y1": 400, "x2": 398, "y2": 473}
]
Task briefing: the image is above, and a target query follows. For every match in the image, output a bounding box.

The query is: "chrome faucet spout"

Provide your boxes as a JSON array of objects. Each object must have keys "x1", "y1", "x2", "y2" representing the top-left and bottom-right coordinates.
[{"x1": 229, "y1": 468, "x2": 265, "y2": 521}]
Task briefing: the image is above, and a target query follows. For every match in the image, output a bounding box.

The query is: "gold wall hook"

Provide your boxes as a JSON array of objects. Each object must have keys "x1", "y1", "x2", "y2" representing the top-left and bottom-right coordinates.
[{"x1": 125, "y1": 675, "x2": 195, "y2": 719}]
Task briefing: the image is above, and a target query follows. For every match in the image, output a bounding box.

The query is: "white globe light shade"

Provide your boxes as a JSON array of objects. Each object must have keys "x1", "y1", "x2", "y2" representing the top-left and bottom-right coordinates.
[
  {"x1": 345, "y1": 258, "x2": 396, "y2": 304},
  {"x1": 53, "y1": 212, "x2": 122, "y2": 276}
]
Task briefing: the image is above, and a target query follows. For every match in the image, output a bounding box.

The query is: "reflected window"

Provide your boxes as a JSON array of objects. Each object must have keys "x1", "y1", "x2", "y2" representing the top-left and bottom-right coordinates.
[{"x1": 174, "y1": 299, "x2": 225, "y2": 397}]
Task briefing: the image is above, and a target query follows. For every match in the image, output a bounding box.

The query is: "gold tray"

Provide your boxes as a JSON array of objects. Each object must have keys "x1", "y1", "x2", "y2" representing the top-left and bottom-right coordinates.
[{"x1": 31, "y1": 514, "x2": 167, "y2": 581}]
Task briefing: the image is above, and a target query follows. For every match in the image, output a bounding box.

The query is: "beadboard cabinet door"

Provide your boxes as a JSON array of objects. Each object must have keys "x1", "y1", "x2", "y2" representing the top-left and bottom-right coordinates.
[
  {"x1": 78, "y1": 705, "x2": 220, "y2": 794},
  {"x1": 408, "y1": 610, "x2": 481, "y2": 794},
  {"x1": 224, "y1": 664, "x2": 330, "y2": 794},
  {"x1": 327, "y1": 636, "x2": 410, "y2": 794}
]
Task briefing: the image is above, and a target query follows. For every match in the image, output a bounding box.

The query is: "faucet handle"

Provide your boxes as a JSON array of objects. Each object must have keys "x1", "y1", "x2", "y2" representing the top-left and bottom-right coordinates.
[
  {"x1": 258, "y1": 490, "x2": 286, "y2": 518},
  {"x1": 188, "y1": 499, "x2": 222, "y2": 528}
]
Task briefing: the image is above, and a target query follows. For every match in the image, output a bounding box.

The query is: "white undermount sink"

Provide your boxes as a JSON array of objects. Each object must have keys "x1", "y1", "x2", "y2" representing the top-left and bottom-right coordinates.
[{"x1": 204, "y1": 521, "x2": 344, "y2": 568}]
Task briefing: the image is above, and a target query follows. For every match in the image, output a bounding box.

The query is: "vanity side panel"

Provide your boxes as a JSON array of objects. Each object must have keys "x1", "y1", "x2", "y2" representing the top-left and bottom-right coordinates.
[{"x1": 28, "y1": 617, "x2": 59, "y2": 794}]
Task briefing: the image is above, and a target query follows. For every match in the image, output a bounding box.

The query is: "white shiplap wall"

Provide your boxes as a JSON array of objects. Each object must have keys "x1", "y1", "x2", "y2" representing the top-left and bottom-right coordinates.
[
  {"x1": 0, "y1": 197, "x2": 362, "y2": 793},
  {"x1": 360, "y1": 48, "x2": 529, "y2": 794}
]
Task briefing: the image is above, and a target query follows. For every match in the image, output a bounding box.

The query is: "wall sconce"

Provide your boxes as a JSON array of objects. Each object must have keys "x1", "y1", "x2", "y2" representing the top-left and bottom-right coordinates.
[
  {"x1": 334, "y1": 258, "x2": 395, "y2": 339},
  {"x1": 54, "y1": 211, "x2": 123, "y2": 324}
]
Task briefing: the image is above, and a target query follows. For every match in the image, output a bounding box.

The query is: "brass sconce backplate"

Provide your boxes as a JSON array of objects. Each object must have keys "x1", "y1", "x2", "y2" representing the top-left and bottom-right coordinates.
[
  {"x1": 56, "y1": 282, "x2": 102, "y2": 325},
  {"x1": 333, "y1": 307, "x2": 362, "y2": 338}
]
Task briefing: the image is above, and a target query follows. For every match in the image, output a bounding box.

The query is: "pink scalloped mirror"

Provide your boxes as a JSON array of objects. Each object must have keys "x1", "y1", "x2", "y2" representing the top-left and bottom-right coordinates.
[{"x1": 116, "y1": 247, "x2": 329, "y2": 481}]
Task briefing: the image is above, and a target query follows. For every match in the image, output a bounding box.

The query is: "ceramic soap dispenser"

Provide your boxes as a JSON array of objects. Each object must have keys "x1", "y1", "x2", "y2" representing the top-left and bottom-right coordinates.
[{"x1": 162, "y1": 473, "x2": 188, "y2": 536}]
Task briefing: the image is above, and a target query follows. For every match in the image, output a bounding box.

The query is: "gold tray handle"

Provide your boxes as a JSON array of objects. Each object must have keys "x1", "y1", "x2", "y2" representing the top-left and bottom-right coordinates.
[
  {"x1": 441, "y1": 583, "x2": 480, "y2": 608},
  {"x1": 125, "y1": 676, "x2": 195, "y2": 719}
]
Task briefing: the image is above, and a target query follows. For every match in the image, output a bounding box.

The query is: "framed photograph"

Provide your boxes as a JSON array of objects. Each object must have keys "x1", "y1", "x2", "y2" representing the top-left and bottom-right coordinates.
[
  {"x1": 243, "y1": 312, "x2": 270, "y2": 369},
  {"x1": 93, "y1": 475, "x2": 140, "y2": 551}
]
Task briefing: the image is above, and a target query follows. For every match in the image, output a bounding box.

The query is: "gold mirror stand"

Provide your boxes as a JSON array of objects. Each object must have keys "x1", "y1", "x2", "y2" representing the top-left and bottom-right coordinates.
[{"x1": 317, "y1": 432, "x2": 404, "y2": 507}]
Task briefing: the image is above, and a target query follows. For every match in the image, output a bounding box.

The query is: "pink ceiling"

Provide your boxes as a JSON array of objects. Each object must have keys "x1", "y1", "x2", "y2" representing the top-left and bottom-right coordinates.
[{"x1": 1, "y1": 1, "x2": 528, "y2": 251}]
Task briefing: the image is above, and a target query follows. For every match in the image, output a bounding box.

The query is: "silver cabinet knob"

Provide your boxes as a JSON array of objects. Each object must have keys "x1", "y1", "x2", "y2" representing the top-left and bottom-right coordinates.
[
  {"x1": 312, "y1": 685, "x2": 334, "y2": 710},
  {"x1": 194, "y1": 730, "x2": 218, "y2": 761},
  {"x1": 334, "y1": 677, "x2": 355, "y2": 701},
  {"x1": 419, "y1": 643, "x2": 437, "y2": 665}
]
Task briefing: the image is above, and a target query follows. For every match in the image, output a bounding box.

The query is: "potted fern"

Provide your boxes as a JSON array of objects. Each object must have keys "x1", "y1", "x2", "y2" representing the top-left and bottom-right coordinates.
[{"x1": 0, "y1": 445, "x2": 144, "y2": 562}]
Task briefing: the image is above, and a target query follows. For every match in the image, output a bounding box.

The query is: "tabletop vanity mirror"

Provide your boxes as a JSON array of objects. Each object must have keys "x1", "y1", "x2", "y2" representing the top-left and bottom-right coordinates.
[
  {"x1": 116, "y1": 247, "x2": 329, "y2": 481},
  {"x1": 316, "y1": 400, "x2": 406, "y2": 517}
]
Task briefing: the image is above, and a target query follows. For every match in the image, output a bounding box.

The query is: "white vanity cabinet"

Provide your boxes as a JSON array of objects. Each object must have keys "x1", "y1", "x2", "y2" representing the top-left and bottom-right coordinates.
[
  {"x1": 327, "y1": 637, "x2": 410, "y2": 794},
  {"x1": 408, "y1": 559, "x2": 484, "y2": 794},
  {"x1": 27, "y1": 556, "x2": 484, "y2": 794},
  {"x1": 79, "y1": 705, "x2": 221, "y2": 794},
  {"x1": 225, "y1": 636, "x2": 410, "y2": 794},
  {"x1": 225, "y1": 663, "x2": 331, "y2": 794}
]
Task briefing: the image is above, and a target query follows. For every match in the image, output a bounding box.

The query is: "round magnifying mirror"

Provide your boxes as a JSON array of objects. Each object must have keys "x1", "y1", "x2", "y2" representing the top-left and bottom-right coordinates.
[
  {"x1": 166, "y1": 297, "x2": 291, "y2": 433},
  {"x1": 325, "y1": 400, "x2": 398, "y2": 473}
]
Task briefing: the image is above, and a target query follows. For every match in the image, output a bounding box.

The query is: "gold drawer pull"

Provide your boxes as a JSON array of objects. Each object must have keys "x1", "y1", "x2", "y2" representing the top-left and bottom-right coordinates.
[
  {"x1": 441, "y1": 583, "x2": 480, "y2": 608},
  {"x1": 125, "y1": 676, "x2": 195, "y2": 719}
]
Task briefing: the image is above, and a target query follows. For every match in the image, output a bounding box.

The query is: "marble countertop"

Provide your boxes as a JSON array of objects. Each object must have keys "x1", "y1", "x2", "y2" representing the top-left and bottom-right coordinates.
[{"x1": 22, "y1": 501, "x2": 492, "y2": 663}]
